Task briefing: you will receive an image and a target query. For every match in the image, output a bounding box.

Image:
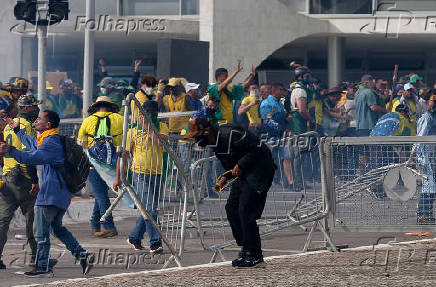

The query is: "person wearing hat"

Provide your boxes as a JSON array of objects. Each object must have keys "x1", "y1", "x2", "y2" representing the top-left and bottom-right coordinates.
[
  {"x1": 390, "y1": 83, "x2": 422, "y2": 135},
  {"x1": 355, "y1": 74, "x2": 387, "y2": 136},
  {"x1": 184, "y1": 113, "x2": 275, "y2": 268},
  {"x1": 98, "y1": 77, "x2": 124, "y2": 114},
  {"x1": 0, "y1": 77, "x2": 29, "y2": 119},
  {"x1": 162, "y1": 77, "x2": 193, "y2": 133},
  {"x1": 185, "y1": 82, "x2": 203, "y2": 111},
  {"x1": 78, "y1": 96, "x2": 123, "y2": 238},
  {"x1": 113, "y1": 100, "x2": 167, "y2": 254},
  {"x1": 321, "y1": 87, "x2": 352, "y2": 137},
  {"x1": 0, "y1": 93, "x2": 41, "y2": 270},
  {"x1": 46, "y1": 79, "x2": 82, "y2": 119},
  {"x1": 416, "y1": 102, "x2": 436, "y2": 225}
]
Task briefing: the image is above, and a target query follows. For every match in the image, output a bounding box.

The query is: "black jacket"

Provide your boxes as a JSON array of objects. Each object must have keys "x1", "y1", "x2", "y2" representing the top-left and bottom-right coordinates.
[{"x1": 212, "y1": 124, "x2": 276, "y2": 193}]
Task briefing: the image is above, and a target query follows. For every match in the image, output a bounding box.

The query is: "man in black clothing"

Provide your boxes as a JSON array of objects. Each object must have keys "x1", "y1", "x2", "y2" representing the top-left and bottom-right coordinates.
[{"x1": 185, "y1": 117, "x2": 276, "y2": 268}]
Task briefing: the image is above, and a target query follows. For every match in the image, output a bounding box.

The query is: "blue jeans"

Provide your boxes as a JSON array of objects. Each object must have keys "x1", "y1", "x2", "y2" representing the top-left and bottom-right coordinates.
[
  {"x1": 129, "y1": 173, "x2": 162, "y2": 249},
  {"x1": 89, "y1": 168, "x2": 115, "y2": 230},
  {"x1": 34, "y1": 205, "x2": 86, "y2": 270}
]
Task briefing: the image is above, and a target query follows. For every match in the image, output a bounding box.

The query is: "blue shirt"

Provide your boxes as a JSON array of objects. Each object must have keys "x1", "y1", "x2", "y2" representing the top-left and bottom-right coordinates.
[
  {"x1": 10, "y1": 130, "x2": 71, "y2": 210},
  {"x1": 355, "y1": 87, "x2": 379, "y2": 130},
  {"x1": 259, "y1": 95, "x2": 287, "y2": 138}
]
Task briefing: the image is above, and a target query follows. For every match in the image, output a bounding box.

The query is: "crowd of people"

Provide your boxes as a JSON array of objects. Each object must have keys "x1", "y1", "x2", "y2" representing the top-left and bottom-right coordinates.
[{"x1": 1, "y1": 58, "x2": 436, "y2": 274}]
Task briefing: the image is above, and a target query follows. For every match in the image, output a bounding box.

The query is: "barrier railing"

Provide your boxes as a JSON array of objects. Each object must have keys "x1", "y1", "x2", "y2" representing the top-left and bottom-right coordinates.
[
  {"x1": 189, "y1": 132, "x2": 338, "y2": 262},
  {"x1": 99, "y1": 94, "x2": 197, "y2": 268},
  {"x1": 325, "y1": 136, "x2": 436, "y2": 233}
]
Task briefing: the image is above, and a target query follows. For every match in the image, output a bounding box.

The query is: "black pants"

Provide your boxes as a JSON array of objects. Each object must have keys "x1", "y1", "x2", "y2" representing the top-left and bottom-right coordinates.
[{"x1": 225, "y1": 175, "x2": 273, "y2": 256}]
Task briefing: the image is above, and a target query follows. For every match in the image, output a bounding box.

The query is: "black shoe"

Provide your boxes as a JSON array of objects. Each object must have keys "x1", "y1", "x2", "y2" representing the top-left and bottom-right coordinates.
[
  {"x1": 231, "y1": 251, "x2": 245, "y2": 267},
  {"x1": 150, "y1": 246, "x2": 163, "y2": 255},
  {"x1": 0, "y1": 259, "x2": 5, "y2": 269},
  {"x1": 126, "y1": 238, "x2": 145, "y2": 251},
  {"x1": 79, "y1": 253, "x2": 95, "y2": 275},
  {"x1": 27, "y1": 257, "x2": 58, "y2": 269},
  {"x1": 24, "y1": 269, "x2": 54, "y2": 278},
  {"x1": 237, "y1": 253, "x2": 265, "y2": 268}
]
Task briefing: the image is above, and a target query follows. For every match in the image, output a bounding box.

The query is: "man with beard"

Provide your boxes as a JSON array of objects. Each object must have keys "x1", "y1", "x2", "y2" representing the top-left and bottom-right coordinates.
[
  {"x1": 47, "y1": 79, "x2": 82, "y2": 119},
  {"x1": 184, "y1": 114, "x2": 276, "y2": 268},
  {"x1": 0, "y1": 94, "x2": 41, "y2": 269}
]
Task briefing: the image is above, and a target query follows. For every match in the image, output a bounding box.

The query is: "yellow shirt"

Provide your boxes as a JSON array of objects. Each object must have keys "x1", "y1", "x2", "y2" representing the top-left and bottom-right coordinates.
[
  {"x1": 219, "y1": 86, "x2": 234, "y2": 124},
  {"x1": 163, "y1": 93, "x2": 190, "y2": 132},
  {"x1": 391, "y1": 99, "x2": 417, "y2": 135},
  {"x1": 132, "y1": 90, "x2": 151, "y2": 120},
  {"x1": 240, "y1": 96, "x2": 260, "y2": 124},
  {"x1": 3, "y1": 117, "x2": 35, "y2": 177},
  {"x1": 126, "y1": 122, "x2": 169, "y2": 175},
  {"x1": 78, "y1": 111, "x2": 124, "y2": 148}
]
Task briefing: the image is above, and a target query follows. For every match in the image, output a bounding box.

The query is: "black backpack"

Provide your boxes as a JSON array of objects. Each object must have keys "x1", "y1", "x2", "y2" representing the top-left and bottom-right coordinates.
[{"x1": 55, "y1": 135, "x2": 90, "y2": 194}]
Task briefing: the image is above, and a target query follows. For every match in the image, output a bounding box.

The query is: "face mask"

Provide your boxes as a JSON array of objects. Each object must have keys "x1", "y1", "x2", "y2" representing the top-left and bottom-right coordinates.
[
  {"x1": 100, "y1": 87, "x2": 108, "y2": 95},
  {"x1": 145, "y1": 87, "x2": 153, "y2": 95}
]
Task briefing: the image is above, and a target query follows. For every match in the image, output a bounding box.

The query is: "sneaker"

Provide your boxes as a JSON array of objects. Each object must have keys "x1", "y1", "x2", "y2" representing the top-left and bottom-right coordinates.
[
  {"x1": 24, "y1": 269, "x2": 54, "y2": 278},
  {"x1": 237, "y1": 252, "x2": 265, "y2": 268},
  {"x1": 150, "y1": 246, "x2": 163, "y2": 255},
  {"x1": 28, "y1": 258, "x2": 58, "y2": 269},
  {"x1": 91, "y1": 229, "x2": 100, "y2": 236},
  {"x1": 0, "y1": 259, "x2": 5, "y2": 269},
  {"x1": 417, "y1": 216, "x2": 436, "y2": 225},
  {"x1": 79, "y1": 253, "x2": 95, "y2": 275},
  {"x1": 231, "y1": 251, "x2": 245, "y2": 267},
  {"x1": 94, "y1": 228, "x2": 118, "y2": 238},
  {"x1": 126, "y1": 238, "x2": 145, "y2": 251}
]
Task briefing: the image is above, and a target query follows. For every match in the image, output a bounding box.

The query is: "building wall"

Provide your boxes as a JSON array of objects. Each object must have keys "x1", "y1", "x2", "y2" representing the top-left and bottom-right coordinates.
[{"x1": 199, "y1": 0, "x2": 330, "y2": 83}]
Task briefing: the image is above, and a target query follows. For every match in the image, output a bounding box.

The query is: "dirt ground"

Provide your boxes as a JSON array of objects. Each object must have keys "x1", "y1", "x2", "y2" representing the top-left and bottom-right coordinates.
[{"x1": 37, "y1": 239, "x2": 436, "y2": 287}]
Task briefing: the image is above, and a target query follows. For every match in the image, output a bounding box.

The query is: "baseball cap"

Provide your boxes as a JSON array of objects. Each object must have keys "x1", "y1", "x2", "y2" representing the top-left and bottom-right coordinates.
[
  {"x1": 185, "y1": 83, "x2": 200, "y2": 93},
  {"x1": 404, "y1": 83, "x2": 414, "y2": 91},
  {"x1": 18, "y1": 93, "x2": 42, "y2": 107}
]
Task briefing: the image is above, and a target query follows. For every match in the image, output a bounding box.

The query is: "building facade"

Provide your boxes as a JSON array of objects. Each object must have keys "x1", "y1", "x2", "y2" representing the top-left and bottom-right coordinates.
[{"x1": 2, "y1": 0, "x2": 436, "y2": 90}]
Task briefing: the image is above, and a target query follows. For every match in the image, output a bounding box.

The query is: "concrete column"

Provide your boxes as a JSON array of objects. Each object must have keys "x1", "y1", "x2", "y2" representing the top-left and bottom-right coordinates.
[
  {"x1": 83, "y1": 0, "x2": 95, "y2": 118},
  {"x1": 328, "y1": 36, "x2": 344, "y2": 88},
  {"x1": 199, "y1": 0, "x2": 214, "y2": 83}
]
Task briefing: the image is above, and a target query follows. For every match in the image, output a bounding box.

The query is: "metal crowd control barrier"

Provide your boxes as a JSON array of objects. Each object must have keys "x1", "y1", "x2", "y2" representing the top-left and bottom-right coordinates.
[
  {"x1": 325, "y1": 136, "x2": 436, "y2": 233},
  {"x1": 100, "y1": 94, "x2": 199, "y2": 268},
  {"x1": 189, "y1": 132, "x2": 338, "y2": 262}
]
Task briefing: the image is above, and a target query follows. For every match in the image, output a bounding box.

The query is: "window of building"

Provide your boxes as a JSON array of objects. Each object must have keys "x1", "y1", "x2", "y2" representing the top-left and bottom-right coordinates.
[
  {"x1": 123, "y1": 0, "x2": 199, "y2": 16},
  {"x1": 376, "y1": 0, "x2": 436, "y2": 12},
  {"x1": 310, "y1": 0, "x2": 372, "y2": 14}
]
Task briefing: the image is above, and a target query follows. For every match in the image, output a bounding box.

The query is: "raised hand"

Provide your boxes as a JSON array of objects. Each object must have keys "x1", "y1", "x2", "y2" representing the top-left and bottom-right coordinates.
[{"x1": 236, "y1": 60, "x2": 243, "y2": 73}]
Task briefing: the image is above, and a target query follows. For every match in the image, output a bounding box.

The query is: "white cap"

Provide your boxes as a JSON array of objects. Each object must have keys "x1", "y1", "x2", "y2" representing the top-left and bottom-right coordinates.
[
  {"x1": 185, "y1": 82, "x2": 200, "y2": 93},
  {"x1": 404, "y1": 83, "x2": 414, "y2": 91}
]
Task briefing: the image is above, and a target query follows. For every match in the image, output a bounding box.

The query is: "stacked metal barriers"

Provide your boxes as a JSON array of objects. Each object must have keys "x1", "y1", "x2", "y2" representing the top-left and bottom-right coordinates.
[
  {"x1": 324, "y1": 136, "x2": 436, "y2": 233},
  {"x1": 188, "y1": 132, "x2": 338, "y2": 262}
]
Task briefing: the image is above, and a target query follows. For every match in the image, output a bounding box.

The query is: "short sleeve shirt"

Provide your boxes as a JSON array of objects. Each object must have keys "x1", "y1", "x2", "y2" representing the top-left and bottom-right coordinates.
[{"x1": 355, "y1": 88, "x2": 378, "y2": 130}]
